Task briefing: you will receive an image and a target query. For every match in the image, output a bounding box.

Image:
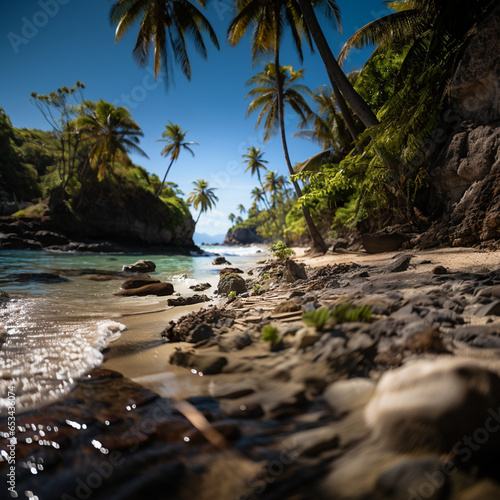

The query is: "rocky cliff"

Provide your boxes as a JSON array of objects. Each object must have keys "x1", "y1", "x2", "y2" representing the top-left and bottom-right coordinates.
[
  {"x1": 417, "y1": 5, "x2": 500, "y2": 248},
  {"x1": 224, "y1": 227, "x2": 263, "y2": 245},
  {"x1": 0, "y1": 184, "x2": 196, "y2": 252}
]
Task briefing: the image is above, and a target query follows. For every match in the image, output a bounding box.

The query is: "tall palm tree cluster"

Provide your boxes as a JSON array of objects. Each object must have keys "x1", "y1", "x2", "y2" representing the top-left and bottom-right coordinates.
[{"x1": 104, "y1": 0, "x2": 496, "y2": 245}]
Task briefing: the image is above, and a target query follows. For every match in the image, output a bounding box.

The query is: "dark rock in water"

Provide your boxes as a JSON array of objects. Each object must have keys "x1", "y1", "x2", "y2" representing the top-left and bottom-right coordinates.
[
  {"x1": 114, "y1": 282, "x2": 174, "y2": 297},
  {"x1": 10, "y1": 272, "x2": 70, "y2": 284},
  {"x1": 167, "y1": 294, "x2": 210, "y2": 306},
  {"x1": 219, "y1": 267, "x2": 244, "y2": 275},
  {"x1": 217, "y1": 273, "x2": 247, "y2": 294},
  {"x1": 385, "y1": 254, "x2": 412, "y2": 273},
  {"x1": 212, "y1": 256, "x2": 231, "y2": 265},
  {"x1": 122, "y1": 259, "x2": 156, "y2": 273},
  {"x1": 283, "y1": 259, "x2": 307, "y2": 282},
  {"x1": 189, "y1": 282, "x2": 211, "y2": 291},
  {"x1": 362, "y1": 233, "x2": 407, "y2": 254},
  {"x1": 0, "y1": 290, "x2": 9, "y2": 301},
  {"x1": 121, "y1": 276, "x2": 160, "y2": 290},
  {"x1": 169, "y1": 350, "x2": 228, "y2": 374}
]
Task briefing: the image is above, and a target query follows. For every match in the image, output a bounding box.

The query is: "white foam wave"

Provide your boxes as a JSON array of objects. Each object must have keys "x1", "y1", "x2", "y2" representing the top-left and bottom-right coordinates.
[{"x1": 201, "y1": 245, "x2": 267, "y2": 257}]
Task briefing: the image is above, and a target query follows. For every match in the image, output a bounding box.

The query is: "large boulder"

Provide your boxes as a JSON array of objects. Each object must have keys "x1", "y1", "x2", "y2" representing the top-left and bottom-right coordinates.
[
  {"x1": 122, "y1": 260, "x2": 156, "y2": 273},
  {"x1": 217, "y1": 273, "x2": 247, "y2": 295}
]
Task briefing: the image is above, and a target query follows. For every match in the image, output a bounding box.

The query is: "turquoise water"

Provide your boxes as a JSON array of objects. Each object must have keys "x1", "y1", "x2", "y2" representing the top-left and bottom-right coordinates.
[{"x1": 0, "y1": 245, "x2": 265, "y2": 415}]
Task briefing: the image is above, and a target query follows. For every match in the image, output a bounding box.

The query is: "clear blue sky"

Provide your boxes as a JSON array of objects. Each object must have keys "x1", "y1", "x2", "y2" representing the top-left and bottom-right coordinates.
[{"x1": 0, "y1": 0, "x2": 388, "y2": 236}]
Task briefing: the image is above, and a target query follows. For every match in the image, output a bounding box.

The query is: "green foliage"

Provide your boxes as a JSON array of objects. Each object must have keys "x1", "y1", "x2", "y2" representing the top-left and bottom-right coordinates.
[
  {"x1": 302, "y1": 307, "x2": 334, "y2": 331},
  {"x1": 302, "y1": 303, "x2": 372, "y2": 330},
  {"x1": 331, "y1": 302, "x2": 372, "y2": 323},
  {"x1": 228, "y1": 291, "x2": 237, "y2": 299},
  {"x1": 260, "y1": 325, "x2": 280, "y2": 344},
  {"x1": 269, "y1": 240, "x2": 295, "y2": 260}
]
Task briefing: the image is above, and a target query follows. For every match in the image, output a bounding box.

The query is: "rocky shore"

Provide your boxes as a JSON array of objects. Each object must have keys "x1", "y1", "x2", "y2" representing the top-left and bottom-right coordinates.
[{"x1": 2, "y1": 248, "x2": 500, "y2": 499}]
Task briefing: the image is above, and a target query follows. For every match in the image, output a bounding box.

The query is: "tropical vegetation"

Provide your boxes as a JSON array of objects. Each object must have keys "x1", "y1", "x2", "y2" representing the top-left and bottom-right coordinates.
[{"x1": 2, "y1": 0, "x2": 496, "y2": 249}]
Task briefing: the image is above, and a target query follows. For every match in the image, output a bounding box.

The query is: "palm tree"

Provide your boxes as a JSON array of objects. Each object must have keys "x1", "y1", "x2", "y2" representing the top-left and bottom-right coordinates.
[
  {"x1": 155, "y1": 121, "x2": 198, "y2": 198},
  {"x1": 250, "y1": 186, "x2": 266, "y2": 208},
  {"x1": 296, "y1": 0, "x2": 379, "y2": 129},
  {"x1": 77, "y1": 99, "x2": 148, "y2": 181},
  {"x1": 237, "y1": 204, "x2": 246, "y2": 215},
  {"x1": 243, "y1": 146, "x2": 268, "y2": 185},
  {"x1": 294, "y1": 85, "x2": 354, "y2": 168},
  {"x1": 246, "y1": 63, "x2": 327, "y2": 252},
  {"x1": 109, "y1": 0, "x2": 219, "y2": 86},
  {"x1": 228, "y1": 213, "x2": 236, "y2": 224},
  {"x1": 187, "y1": 179, "x2": 218, "y2": 224}
]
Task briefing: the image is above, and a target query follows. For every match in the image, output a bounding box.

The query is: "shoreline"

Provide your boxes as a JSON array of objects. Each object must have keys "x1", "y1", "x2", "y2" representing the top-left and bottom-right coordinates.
[{"x1": 5, "y1": 245, "x2": 500, "y2": 499}]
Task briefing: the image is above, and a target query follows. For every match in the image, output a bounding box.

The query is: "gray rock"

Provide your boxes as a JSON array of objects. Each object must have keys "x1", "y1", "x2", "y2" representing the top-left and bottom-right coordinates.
[
  {"x1": 217, "y1": 273, "x2": 247, "y2": 294},
  {"x1": 293, "y1": 327, "x2": 323, "y2": 350},
  {"x1": 167, "y1": 294, "x2": 210, "y2": 306},
  {"x1": 365, "y1": 359, "x2": 500, "y2": 454},
  {"x1": 212, "y1": 256, "x2": 231, "y2": 265},
  {"x1": 385, "y1": 254, "x2": 412, "y2": 273},
  {"x1": 34, "y1": 230, "x2": 69, "y2": 246},
  {"x1": 122, "y1": 260, "x2": 156, "y2": 273},
  {"x1": 219, "y1": 267, "x2": 244, "y2": 275},
  {"x1": 189, "y1": 282, "x2": 211, "y2": 291},
  {"x1": 284, "y1": 259, "x2": 307, "y2": 281}
]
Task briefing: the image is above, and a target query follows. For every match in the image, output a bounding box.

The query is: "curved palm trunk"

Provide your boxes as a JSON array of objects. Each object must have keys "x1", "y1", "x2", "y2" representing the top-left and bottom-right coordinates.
[
  {"x1": 297, "y1": 0, "x2": 379, "y2": 129},
  {"x1": 155, "y1": 157, "x2": 175, "y2": 199},
  {"x1": 274, "y1": 27, "x2": 328, "y2": 254},
  {"x1": 195, "y1": 209, "x2": 202, "y2": 224}
]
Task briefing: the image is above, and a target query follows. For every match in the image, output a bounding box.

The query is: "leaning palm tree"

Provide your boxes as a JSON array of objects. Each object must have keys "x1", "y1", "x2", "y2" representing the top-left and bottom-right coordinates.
[
  {"x1": 228, "y1": 213, "x2": 236, "y2": 224},
  {"x1": 237, "y1": 204, "x2": 246, "y2": 215},
  {"x1": 155, "y1": 121, "x2": 198, "y2": 198},
  {"x1": 110, "y1": 0, "x2": 219, "y2": 86},
  {"x1": 77, "y1": 99, "x2": 148, "y2": 181},
  {"x1": 246, "y1": 63, "x2": 327, "y2": 253},
  {"x1": 187, "y1": 179, "x2": 218, "y2": 224},
  {"x1": 296, "y1": 0, "x2": 379, "y2": 130}
]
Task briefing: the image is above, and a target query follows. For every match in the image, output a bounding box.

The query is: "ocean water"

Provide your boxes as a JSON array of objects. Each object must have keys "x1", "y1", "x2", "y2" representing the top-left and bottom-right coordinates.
[{"x1": 0, "y1": 245, "x2": 266, "y2": 415}]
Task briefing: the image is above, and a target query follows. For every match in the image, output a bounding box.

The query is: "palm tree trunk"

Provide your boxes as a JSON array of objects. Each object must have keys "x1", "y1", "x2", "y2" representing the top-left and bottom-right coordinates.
[
  {"x1": 155, "y1": 157, "x2": 175, "y2": 199},
  {"x1": 273, "y1": 26, "x2": 328, "y2": 254},
  {"x1": 298, "y1": 0, "x2": 379, "y2": 129},
  {"x1": 195, "y1": 209, "x2": 202, "y2": 224}
]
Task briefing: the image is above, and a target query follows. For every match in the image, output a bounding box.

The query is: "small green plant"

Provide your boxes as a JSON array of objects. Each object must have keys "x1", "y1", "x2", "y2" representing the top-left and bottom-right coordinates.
[
  {"x1": 269, "y1": 240, "x2": 295, "y2": 260},
  {"x1": 228, "y1": 291, "x2": 237, "y2": 299},
  {"x1": 302, "y1": 303, "x2": 372, "y2": 330},
  {"x1": 252, "y1": 284, "x2": 261, "y2": 292},
  {"x1": 331, "y1": 302, "x2": 372, "y2": 323},
  {"x1": 302, "y1": 307, "x2": 335, "y2": 331},
  {"x1": 262, "y1": 273, "x2": 270, "y2": 279},
  {"x1": 260, "y1": 325, "x2": 280, "y2": 344}
]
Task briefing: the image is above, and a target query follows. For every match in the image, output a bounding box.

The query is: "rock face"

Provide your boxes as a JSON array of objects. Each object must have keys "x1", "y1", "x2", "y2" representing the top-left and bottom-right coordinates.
[
  {"x1": 419, "y1": 4, "x2": 500, "y2": 248},
  {"x1": 217, "y1": 273, "x2": 247, "y2": 295},
  {"x1": 224, "y1": 227, "x2": 263, "y2": 245}
]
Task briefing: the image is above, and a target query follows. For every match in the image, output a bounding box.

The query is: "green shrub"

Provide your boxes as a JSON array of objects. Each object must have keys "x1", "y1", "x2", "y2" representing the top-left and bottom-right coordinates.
[
  {"x1": 260, "y1": 325, "x2": 280, "y2": 344},
  {"x1": 302, "y1": 303, "x2": 372, "y2": 330},
  {"x1": 269, "y1": 240, "x2": 295, "y2": 260}
]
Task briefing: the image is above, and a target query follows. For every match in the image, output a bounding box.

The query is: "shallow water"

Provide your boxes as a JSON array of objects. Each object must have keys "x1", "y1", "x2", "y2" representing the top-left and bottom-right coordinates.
[{"x1": 0, "y1": 246, "x2": 265, "y2": 415}]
